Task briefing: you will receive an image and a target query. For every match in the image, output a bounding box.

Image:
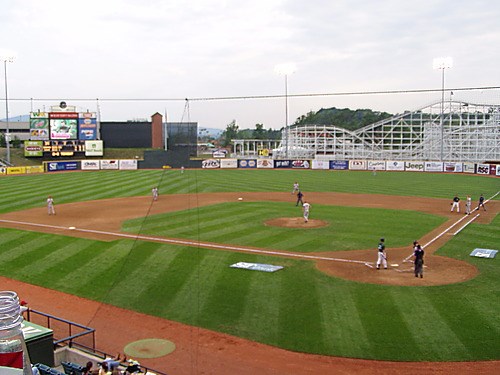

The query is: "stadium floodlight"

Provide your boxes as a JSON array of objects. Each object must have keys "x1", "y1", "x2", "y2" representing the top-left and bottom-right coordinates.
[
  {"x1": 0, "y1": 50, "x2": 16, "y2": 165},
  {"x1": 433, "y1": 57, "x2": 453, "y2": 161},
  {"x1": 275, "y1": 63, "x2": 297, "y2": 159}
]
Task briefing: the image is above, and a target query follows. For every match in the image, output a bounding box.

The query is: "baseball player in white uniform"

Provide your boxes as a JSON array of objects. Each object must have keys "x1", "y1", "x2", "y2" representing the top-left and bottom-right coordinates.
[
  {"x1": 47, "y1": 195, "x2": 56, "y2": 215},
  {"x1": 292, "y1": 182, "x2": 300, "y2": 195},
  {"x1": 302, "y1": 201, "x2": 310, "y2": 223},
  {"x1": 465, "y1": 195, "x2": 472, "y2": 215},
  {"x1": 152, "y1": 187, "x2": 159, "y2": 201}
]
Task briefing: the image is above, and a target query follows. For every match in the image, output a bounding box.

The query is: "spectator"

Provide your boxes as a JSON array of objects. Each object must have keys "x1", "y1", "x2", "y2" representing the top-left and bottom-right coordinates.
[
  {"x1": 82, "y1": 361, "x2": 95, "y2": 375},
  {"x1": 124, "y1": 359, "x2": 142, "y2": 374}
]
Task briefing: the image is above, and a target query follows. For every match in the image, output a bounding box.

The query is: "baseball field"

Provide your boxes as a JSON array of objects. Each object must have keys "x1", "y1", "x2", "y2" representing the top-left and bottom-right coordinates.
[{"x1": 0, "y1": 169, "x2": 498, "y2": 373}]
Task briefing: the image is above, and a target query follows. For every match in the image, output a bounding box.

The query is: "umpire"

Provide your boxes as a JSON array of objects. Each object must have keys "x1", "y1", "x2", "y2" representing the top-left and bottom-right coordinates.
[{"x1": 414, "y1": 244, "x2": 424, "y2": 278}]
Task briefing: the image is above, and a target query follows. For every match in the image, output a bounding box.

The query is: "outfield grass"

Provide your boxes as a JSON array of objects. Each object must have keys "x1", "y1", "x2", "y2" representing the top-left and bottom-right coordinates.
[{"x1": 0, "y1": 169, "x2": 498, "y2": 361}]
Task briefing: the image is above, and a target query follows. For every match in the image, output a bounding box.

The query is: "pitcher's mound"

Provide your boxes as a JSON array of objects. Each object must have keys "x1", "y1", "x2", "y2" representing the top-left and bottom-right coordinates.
[{"x1": 265, "y1": 217, "x2": 329, "y2": 228}]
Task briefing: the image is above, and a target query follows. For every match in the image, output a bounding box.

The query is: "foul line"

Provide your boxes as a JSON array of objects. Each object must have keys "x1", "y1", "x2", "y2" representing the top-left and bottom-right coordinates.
[
  {"x1": 0, "y1": 219, "x2": 369, "y2": 266},
  {"x1": 453, "y1": 213, "x2": 480, "y2": 235}
]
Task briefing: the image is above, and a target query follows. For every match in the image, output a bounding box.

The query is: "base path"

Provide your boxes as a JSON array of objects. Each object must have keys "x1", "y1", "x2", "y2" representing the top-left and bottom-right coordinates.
[{"x1": 0, "y1": 192, "x2": 498, "y2": 374}]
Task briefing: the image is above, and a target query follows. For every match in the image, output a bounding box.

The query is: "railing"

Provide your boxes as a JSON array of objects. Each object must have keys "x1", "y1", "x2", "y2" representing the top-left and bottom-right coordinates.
[{"x1": 26, "y1": 309, "x2": 168, "y2": 375}]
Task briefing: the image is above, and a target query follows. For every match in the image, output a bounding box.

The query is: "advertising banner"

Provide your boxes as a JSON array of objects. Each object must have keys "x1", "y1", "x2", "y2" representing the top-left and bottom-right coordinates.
[
  {"x1": 0, "y1": 167, "x2": 6, "y2": 175},
  {"x1": 29, "y1": 115, "x2": 49, "y2": 140},
  {"x1": 424, "y1": 161, "x2": 443, "y2": 172},
  {"x1": 100, "y1": 160, "x2": 119, "y2": 170},
  {"x1": 257, "y1": 159, "x2": 274, "y2": 168},
  {"x1": 212, "y1": 149, "x2": 228, "y2": 158},
  {"x1": 78, "y1": 116, "x2": 98, "y2": 140},
  {"x1": 405, "y1": 161, "x2": 424, "y2": 172},
  {"x1": 329, "y1": 160, "x2": 349, "y2": 170},
  {"x1": 24, "y1": 141, "x2": 43, "y2": 157},
  {"x1": 119, "y1": 159, "x2": 138, "y2": 170},
  {"x1": 81, "y1": 160, "x2": 100, "y2": 170},
  {"x1": 220, "y1": 159, "x2": 238, "y2": 168},
  {"x1": 274, "y1": 160, "x2": 292, "y2": 169},
  {"x1": 238, "y1": 159, "x2": 257, "y2": 168},
  {"x1": 85, "y1": 140, "x2": 104, "y2": 156},
  {"x1": 46, "y1": 161, "x2": 79, "y2": 172},
  {"x1": 368, "y1": 160, "x2": 386, "y2": 171},
  {"x1": 496, "y1": 165, "x2": 500, "y2": 176},
  {"x1": 311, "y1": 160, "x2": 330, "y2": 170},
  {"x1": 202, "y1": 159, "x2": 220, "y2": 169},
  {"x1": 349, "y1": 160, "x2": 367, "y2": 170},
  {"x1": 443, "y1": 162, "x2": 463, "y2": 173},
  {"x1": 386, "y1": 161, "x2": 405, "y2": 171},
  {"x1": 6, "y1": 167, "x2": 26, "y2": 175},
  {"x1": 25, "y1": 166, "x2": 44, "y2": 174},
  {"x1": 291, "y1": 160, "x2": 310, "y2": 169},
  {"x1": 463, "y1": 162, "x2": 476, "y2": 174},
  {"x1": 489, "y1": 164, "x2": 497, "y2": 176},
  {"x1": 476, "y1": 164, "x2": 490, "y2": 175}
]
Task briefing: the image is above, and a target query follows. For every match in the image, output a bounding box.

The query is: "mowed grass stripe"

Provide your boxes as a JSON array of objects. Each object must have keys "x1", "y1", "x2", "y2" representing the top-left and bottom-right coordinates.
[
  {"x1": 278, "y1": 262, "x2": 326, "y2": 353},
  {"x1": 0, "y1": 233, "x2": 65, "y2": 266},
  {"x1": 353, "y1": 286, "x2": 424, "y2": 360},
  {"x1": 316, "y1": 280, "x2": 372, "y2": 358},
  {"x1": 199, "y1": 252, "x2": 253, "y2": 335},
  {"x1": 393, "y1": 288, "x2": 470, "y2": 360},
  {"x1": 237, "y1": 257, "x2": 285, "y2": 344},
  {"x1": 105, "y1": 242, "x2": 182, "y2": 311}
]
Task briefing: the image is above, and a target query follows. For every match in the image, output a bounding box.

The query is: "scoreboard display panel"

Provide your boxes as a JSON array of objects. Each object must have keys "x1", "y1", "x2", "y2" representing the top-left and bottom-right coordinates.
[{"x1": 43, "y1": 140, "x2": 86, "y2": 157}]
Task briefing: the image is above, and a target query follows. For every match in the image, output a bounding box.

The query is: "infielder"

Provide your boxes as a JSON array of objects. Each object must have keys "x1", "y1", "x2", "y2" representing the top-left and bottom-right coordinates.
[
  {"x1": 152, "y1": 187, "x2": 159, "y2": 201},
  {"x1": 450, "y1": 194, "x2": 460, "y2": 213},
  {"x1": 302, "y1": 201, "x2": 310, "y2": 223},
  {"x1": 47, "y1": 195, "x2": 56, "y2": 215},
  {"x1": 296, "y1": 191, "x2": 304, "y2": 206},
  {"x1": 465, "y1": 195, "x2": 472, "y2": 215},
  {"x1": 413, "y1": 244, "x2": 425, "y2": 278},
  {"x1": 292, "y1": 181, "x2": 300, "y2": 195},
  {"x1": 376, "y1": 238, "x2": 387, "y2": 269}
]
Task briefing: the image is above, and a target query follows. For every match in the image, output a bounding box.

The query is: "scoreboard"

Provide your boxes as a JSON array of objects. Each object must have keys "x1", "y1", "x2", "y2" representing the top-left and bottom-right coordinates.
[{"x1": 43, "y1": 140, "x2": 86, "y2": 157}]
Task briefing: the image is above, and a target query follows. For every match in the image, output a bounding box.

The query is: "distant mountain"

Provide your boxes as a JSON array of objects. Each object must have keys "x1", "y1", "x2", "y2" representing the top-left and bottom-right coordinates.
[{"x1": 0, "y1": 115, "x2": 30, "y2": 122}]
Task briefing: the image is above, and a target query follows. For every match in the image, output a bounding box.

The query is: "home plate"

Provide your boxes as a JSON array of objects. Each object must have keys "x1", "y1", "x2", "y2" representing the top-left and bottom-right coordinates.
[
  {"x1": 391, "y1": 263, "x2": 399, "y2": 267},
  {"x1": 68, "y1": 226, "x2": 76, "y2": 230}
]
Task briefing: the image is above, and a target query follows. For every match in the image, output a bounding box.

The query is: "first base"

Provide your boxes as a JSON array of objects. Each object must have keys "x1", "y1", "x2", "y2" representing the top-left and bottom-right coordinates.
[
  {"x1": 68, "y1": 226, "x2": 76, "y2": 230},
  {"x1": 238, "y1": 197, "x2": 243, "y2": 200},
  {"x1": 391, "y1": 263, "x2": 399, "y2": 267}
]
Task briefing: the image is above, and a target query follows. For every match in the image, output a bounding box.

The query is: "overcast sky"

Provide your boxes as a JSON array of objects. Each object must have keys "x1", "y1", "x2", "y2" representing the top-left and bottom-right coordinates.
[{"x1": 1, "y1": 0, "x2": 499, "y2": 129}]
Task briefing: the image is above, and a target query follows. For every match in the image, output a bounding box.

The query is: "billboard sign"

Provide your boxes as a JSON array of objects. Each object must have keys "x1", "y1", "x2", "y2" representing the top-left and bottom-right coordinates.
[
  {"x1": 202, "y1": 159, "x2": 220, "y2": 169},
  {"x1": 238, "y1": 159, "x2": 257, "y2": 168},
  {"x1": 274, "y1": 160, "x2": 292, "y2": 168},
  {"x1": 46, "y1": 161, "x2": 79, "y2": 172},
  {"x1": 424, "y1": 161, "x2": 443, "y2": 172},
  {"x1": 463, "y1": 162, "x2": 475, "y2": 174},
  {"x1": 405, "y1": 161, "x2": 424, "y2": 172},
  {"x1": 85, "y1": 140, "x2": 104, "y2": 156},
  {"x1": 257, "y1": 159, "x2": 274, "y2": 168},
  {"x1": 291, "y1": 160, "x2": 310, "y2": 169},
  {"x1": 78, "y1": 113, "x2": 97, "y2": 140},
  {"x1": 100, "y1": 160, "x2": 119, "y2": 170},
  {"x1": 220, "y1": 159, "x2": 238, "y2": 168},
  {"x1": 349, "y1": 160, "x2": 366, "y2": 170},
  {"x1": 311, "y1": 160, "x2": 329, "y2": 170},
  {"x1": 386, "y1": 161, "x2": 405, "y2": 171},
  {"x1": 29, "y1": 114, "x2": 49, "y2": 140},
  {"x1": 368, "y1": 160, "x2": 386, "y2": 171},
  {"x1": 24, "y1": 141, "x2": 43, "y2": 157},
  {"x1": 119, "y1": 160, "x2": 138, "y2": 170},
  {"x1": 330, "y1": 160, "x2": 349, "y2": 170},
  {"x1": 476, "y1": 164, "x2": 490, "y2": 175},
  {"x1": 443, "y1": 162, "x2": 463, "y2": 173},
  {"x1": 81, "y1": 160, "x2": 100, "y2": 170}
]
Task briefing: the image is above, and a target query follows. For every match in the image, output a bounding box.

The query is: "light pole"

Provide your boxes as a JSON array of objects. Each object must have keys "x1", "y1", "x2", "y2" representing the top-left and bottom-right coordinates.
[
  {"x1": 1, "y1": 52, "x2": 15, "y2": 165},
  {"x1": 275, "y1": 63, "x2": 296, "y2": 159},
  {"x1": 433, "y1": 57, "x2": 453, "y2": 161}
]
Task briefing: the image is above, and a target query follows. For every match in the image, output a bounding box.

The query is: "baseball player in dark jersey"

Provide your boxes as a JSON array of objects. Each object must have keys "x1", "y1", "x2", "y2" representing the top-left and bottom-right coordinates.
[
  {"x1": 451, "y1": 194, "x2": 460, "y2": 213},
  {"x1": 296, "y1": 191, "x2": 304, "y2": 206},
  {"x1": 413, "y1": 244, "x2": 425, "y2": 278},
  {"x1": 376, "y1": 238, "x2": 387, "y2": 269},
  {"x1": 477, "y1": 194, "x2": 487, "y2": 211}
]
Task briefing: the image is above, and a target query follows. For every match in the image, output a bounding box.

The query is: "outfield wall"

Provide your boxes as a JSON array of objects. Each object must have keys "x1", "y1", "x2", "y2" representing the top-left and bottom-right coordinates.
[{"x1": 201, "y1": 158, "x2": 500, "y2": 176}]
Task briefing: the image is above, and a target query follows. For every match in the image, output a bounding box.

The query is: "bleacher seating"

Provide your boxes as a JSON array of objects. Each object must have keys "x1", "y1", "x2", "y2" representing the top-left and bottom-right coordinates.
[
  {"x1": 61, "y1": 361, "x2": 85, "y2": 375},
  {"x1": 35, "y1": 363, "x2": 53, "y2": 375}
]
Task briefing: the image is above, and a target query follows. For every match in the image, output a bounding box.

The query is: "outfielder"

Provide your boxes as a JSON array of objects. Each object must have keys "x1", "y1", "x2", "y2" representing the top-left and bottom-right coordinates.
[
  {"x1": 302, "y1": 201, "x2": 310, "y2": 223},
  {"x1": 47, "y1": 195, "x2": 56, "y2": 215},
  {"x1": 152, "y1": 187, "x2": 159, "y2": 201},
  {"x1": 376, "y1": 238, "x2": 387, "y2": 269},
  {"x1": 292, "y1": 181, "x2": 300, "y2": 195}
]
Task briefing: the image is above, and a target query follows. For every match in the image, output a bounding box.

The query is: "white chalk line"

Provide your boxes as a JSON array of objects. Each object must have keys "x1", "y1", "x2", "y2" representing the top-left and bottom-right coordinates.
[
  {"x1": 453, "y1": 213, "x2": 480, "y2": 235},
  {"x1": 0, "y1": 219, "x2": 369, "y2": 266}
]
